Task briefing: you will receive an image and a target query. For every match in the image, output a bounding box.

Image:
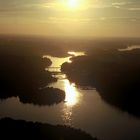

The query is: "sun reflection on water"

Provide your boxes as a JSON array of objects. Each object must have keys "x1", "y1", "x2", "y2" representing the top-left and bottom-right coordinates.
[
  {"x1": 64, "y1": 79, "x2": 79, "y2": 106},
  {"x1": 62, "y1": 79, "x2": 81, "y2": 126}
]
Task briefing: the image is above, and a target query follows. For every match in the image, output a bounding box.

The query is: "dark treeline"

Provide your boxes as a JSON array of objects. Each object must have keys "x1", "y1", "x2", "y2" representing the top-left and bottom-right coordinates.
[
  {"x1": 0, "y1": 44, "x2": 65, "y2": 105},
  {"x1": 0, "y1": 118, "x2": 97, "y2": 140},
  {"x1": 61, "y1": 49, "x2": 140, "y2": 117}
]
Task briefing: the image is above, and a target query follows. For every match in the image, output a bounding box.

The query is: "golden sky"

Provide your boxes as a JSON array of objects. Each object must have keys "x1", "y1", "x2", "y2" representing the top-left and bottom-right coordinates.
[{"x1": 0, "y1": 0, "x2": 140, "y2": 37}]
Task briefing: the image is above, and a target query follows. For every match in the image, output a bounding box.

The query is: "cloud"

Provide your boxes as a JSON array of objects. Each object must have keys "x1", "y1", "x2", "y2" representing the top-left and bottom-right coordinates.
[
  {"x1": 0, "y1": 0, "x2": 53, "y2": 12},
  {"x1": 128, "y1": 7, "x2": 140, "y2": 11},
  {"x1": 0, "y1": 0, "x2": 140, "y2": 13},
  {"x1": 41, "y1": 16, "x2": 140, "y2": 25},
  {"x1": 0, "y1": 0, "x2": 140, "y2": 25},
  {"x1": 44, "y1": 17, "x2": 93, "y2": 24},
  {"x1": 112, "y1": 2, "x2": 132, "y2": 6},
  {"x1": 111, "y1": 1, "x2": 140, "y2": 11},
  {"x1": 103, "y1": 17, "x2": 140, "y2": 22}
]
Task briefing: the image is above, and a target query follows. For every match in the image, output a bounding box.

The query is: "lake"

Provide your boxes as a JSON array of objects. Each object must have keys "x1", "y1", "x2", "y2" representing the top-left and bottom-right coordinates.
[{"x1": 0, "y1": 51, "x2": 140, "y2": 140}]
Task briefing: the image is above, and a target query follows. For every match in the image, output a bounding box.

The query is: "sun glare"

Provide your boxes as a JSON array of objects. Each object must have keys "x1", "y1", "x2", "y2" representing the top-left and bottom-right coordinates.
[
  {"x1": 53, "y1": 0, "x2": 88, "y2": 11},
  {"x1": 68, "y1": 0, "x2": 77, "y2": 8},
  {"x1": 64, "y1": 79, "x2": 79, "y2": 106}
]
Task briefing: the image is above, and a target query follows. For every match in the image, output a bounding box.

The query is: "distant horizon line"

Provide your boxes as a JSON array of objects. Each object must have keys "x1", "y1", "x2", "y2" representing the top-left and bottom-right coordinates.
[{"x1": 0, "y1": 33, "x2": 140, "y2": 40}]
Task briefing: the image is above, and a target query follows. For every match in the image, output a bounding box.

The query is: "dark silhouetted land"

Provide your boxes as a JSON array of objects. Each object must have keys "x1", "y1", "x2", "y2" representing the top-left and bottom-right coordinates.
[
  {"x1": 61, "y1": 49, "x2": 140, "y2": 117},
  {"x1": 0, "y1": 118, "x2": 97, "y2": 140},
  {"x1": 0, "y1": 42, "x2": 65, "y2": 105}
]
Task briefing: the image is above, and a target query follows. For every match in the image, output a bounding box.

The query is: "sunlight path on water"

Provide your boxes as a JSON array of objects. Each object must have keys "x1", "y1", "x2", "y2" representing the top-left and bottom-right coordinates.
[
  {"x1": 62, "y1": 79, "x2": 81, "y2": 126},
  {"x1": 64, "y1": 79, "x2": 79, "y2": 106},
  {"x1": 46, "y1": 51, "x2": 85, "y2": 125}
]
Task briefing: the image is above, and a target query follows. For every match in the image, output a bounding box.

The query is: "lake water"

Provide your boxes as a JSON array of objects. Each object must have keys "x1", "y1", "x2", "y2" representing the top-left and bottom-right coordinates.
[
  {"x1": 0, "y1": 51, "x2": 140, "y2": 140},
  {"x1": 119, "y1": 45, "x2": 140, "y2": 51}
]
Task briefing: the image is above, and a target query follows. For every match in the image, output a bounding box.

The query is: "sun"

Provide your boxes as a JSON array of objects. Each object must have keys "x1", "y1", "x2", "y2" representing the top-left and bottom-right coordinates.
[
  {"x1": 67, "y1": 0, "x2": 78, "y2": 9},
  {"x1": 56, "y1": 0, "x2": 84, "y2": 11}
]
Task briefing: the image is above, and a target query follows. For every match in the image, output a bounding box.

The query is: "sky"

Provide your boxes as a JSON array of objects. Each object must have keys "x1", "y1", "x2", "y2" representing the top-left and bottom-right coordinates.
[{"x1": 0, "y1": 0, "x2": 140, "y2": 37}]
